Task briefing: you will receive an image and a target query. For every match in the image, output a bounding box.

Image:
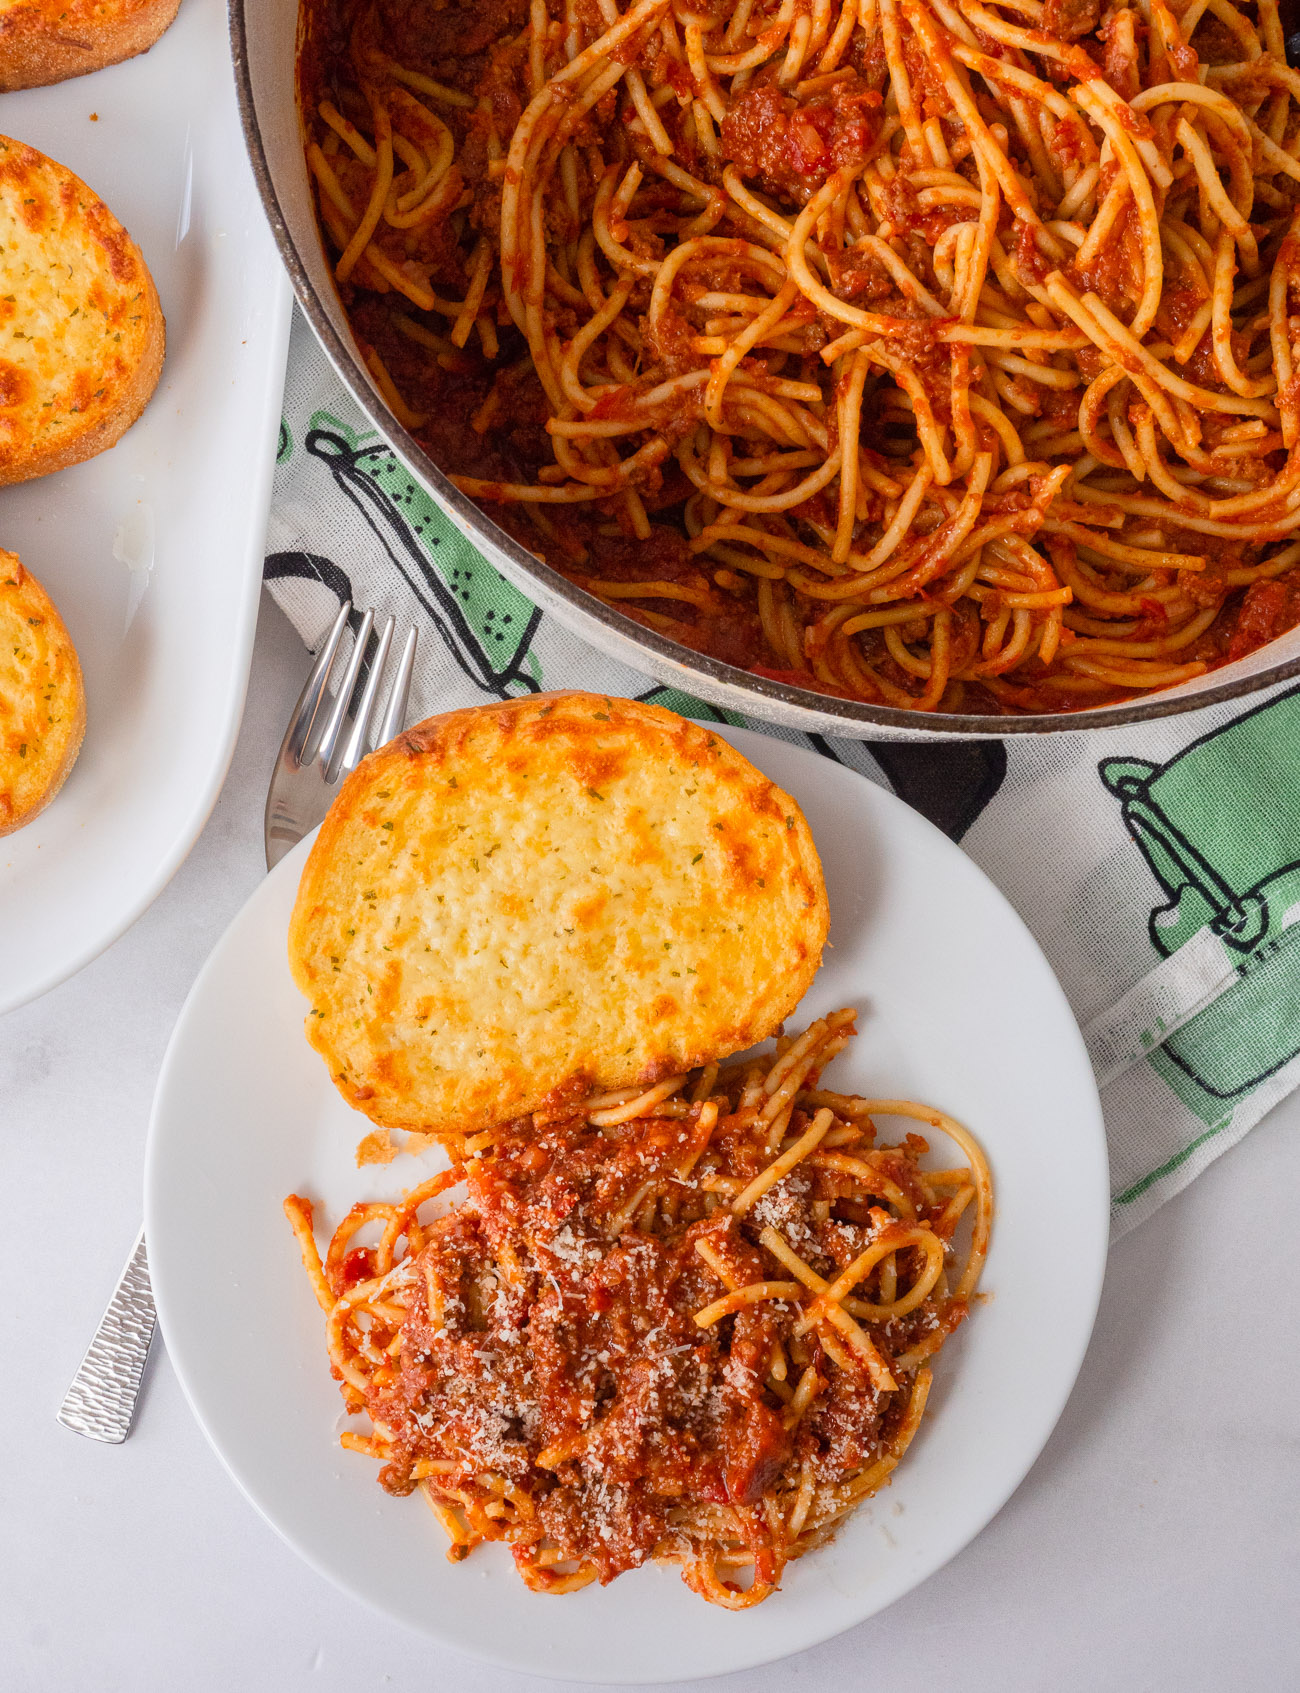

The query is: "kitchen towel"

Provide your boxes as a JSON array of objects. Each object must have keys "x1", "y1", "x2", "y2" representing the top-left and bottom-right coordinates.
[{"x1": 266, "y1": 308, "x2": 1300, "y2": 1241}]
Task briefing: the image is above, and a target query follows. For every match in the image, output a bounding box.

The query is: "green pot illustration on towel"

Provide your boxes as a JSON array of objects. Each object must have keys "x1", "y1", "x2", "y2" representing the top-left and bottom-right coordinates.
[
  {"x1": 1101, "y1": 684, "x2": 1300, "y2": 1114},
  {"x1": 306, "y1": 421, "x2": 543, "y2": 699}
]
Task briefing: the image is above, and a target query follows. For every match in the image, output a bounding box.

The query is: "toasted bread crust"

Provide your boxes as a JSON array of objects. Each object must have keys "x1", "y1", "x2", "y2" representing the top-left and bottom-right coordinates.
[
  {"x1": 0, "y1": 136, "x2": 164, "y2": 486},
  {"x1": 0, "y1": 0, "x2": 180, "y2": 90},
  {"x1": 290, "y1": 692, "x2": 829, "y2": 1135},
  {"x1": 0, "y1": 550, "x2": 85, "y2": 835}
]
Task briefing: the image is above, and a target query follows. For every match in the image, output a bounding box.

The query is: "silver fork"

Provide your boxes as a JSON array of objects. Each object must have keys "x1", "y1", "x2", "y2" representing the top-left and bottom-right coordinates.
[
  {"x1": 266, "y1": 601, "x2": 418, "y2": 867},
  {"x1": 57, "y1": 603, "x2": 417, "y2": 1443}
]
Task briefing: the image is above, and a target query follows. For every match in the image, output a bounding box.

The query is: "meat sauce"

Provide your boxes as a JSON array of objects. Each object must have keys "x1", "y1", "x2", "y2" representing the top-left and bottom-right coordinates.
[
  {"x1": 366, "y1": 1105, "x2": 952, "y2": 1587},
  {"x1": 719, "y1": 80, "x2": 883, "y2": 204},
  {"x1": 1225, "y1": 577, "x2": 1300, "y2": 664}
]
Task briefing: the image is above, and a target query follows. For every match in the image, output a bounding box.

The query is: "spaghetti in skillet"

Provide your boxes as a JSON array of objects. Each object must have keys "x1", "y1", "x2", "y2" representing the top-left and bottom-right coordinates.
[
  {"x1": 300, "y1": 0, "x2": 1300, "y2": 713},
  {"x1": 286, "y1": 1010, "x2": 992, "y2": 1606}
]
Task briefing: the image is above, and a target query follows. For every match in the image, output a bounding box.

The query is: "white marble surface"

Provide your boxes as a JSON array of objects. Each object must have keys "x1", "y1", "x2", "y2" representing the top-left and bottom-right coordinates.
[{"x1": 3, "y1": 592, "x2": 1299, "y2": 1693}]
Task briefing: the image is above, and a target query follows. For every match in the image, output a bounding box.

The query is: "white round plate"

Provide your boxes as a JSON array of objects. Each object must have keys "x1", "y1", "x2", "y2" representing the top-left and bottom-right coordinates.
[{"x1": 146, "y1": 727, "x2": 1108, "y2": 1683}]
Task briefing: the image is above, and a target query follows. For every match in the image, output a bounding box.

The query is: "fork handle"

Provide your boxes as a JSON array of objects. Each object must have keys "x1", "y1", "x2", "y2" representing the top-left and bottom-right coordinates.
[{"x1": 57, "y1": 1226, "x2": 156, "y2": 1444}]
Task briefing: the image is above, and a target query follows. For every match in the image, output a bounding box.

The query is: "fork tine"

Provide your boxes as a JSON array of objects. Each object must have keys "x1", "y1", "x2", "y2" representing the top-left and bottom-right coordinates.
[
  {"x1": 337, "y1": 615, "x2": 395, "y2": 776},
  {"x1": 317, "y1": 608, "x2": 374, "y2": 778},
  {"x1": 288, "y1": 600, "x2": 351, "y2": 766},
  {"x1": 374, "y1": 626, "x2": 418, "y2": 750}
]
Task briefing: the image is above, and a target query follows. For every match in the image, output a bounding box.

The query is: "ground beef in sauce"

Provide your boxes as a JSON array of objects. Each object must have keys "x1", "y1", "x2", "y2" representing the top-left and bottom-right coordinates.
[
  {"x1": 1043, "y1": 0, "x2": 1101, "y2": 39},
  {"x1": 720, "y1": 80, "x2": 883, "y2": 208},
  {"x1": 1226, "y1": 578, "x2": 1300, "y2": 664}
]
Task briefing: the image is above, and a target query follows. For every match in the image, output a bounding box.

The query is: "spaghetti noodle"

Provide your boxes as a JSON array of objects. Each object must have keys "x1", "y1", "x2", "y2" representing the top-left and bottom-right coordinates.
[
  {"x1": 300, "y1": 0, "x2": 1300, "y2": 712},
  {"x1": 286, "y1": 1010, "x2": 992, "y2": 1605}
]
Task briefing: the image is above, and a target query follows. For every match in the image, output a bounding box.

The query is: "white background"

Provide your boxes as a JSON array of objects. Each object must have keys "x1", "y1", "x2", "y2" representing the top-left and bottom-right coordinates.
[{"x1": 3, "y1": 596, "x2": 1298, "y2": 1693}]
